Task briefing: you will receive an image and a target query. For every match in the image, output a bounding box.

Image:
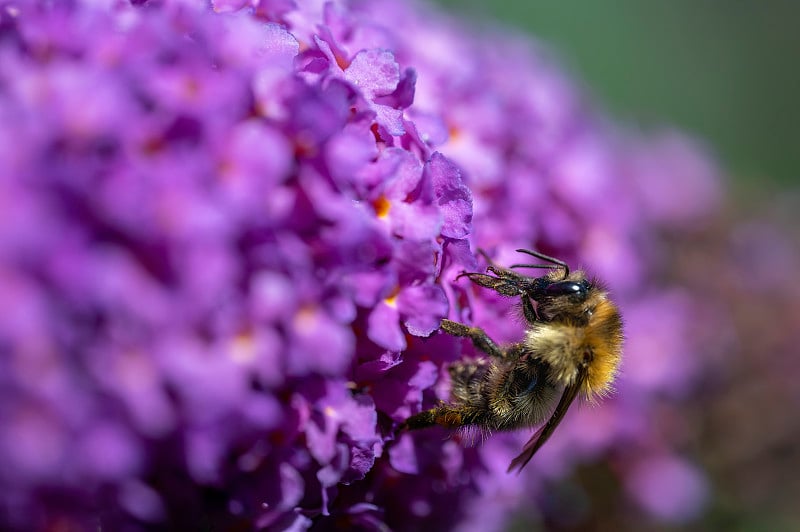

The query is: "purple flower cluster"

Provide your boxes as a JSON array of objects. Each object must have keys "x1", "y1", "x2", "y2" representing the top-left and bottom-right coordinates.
[{"x1": 0, "y1": 1, "x2": 723, "y2": 530}]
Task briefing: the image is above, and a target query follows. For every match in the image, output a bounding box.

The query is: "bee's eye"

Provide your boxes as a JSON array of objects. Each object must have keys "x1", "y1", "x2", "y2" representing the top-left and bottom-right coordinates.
[{"x1": 545, "y1": 281, "x2": 587, "y2": 298}]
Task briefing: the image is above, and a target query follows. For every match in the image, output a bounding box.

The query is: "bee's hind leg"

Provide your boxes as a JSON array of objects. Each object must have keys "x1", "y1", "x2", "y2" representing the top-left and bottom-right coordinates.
[{"x1": 400, "y1": 404, "x2": 479, "y2": 431}]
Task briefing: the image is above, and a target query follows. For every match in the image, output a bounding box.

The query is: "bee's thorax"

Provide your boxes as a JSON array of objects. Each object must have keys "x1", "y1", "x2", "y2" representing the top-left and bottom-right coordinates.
[{"x1": 525, "y1": 295, "x2": 623, "y2": 398}]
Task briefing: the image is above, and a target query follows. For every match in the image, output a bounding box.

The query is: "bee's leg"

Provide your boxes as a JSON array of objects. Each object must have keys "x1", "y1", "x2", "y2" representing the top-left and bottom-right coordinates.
[
  {"x1": 457, "y1": 269, "x2": 529, "y2": 298},
  {"x1": 521, "y1": 296, "x2": 538, "y2": 323},
  {"x1": 474, "y1": 248, "x2": 512, "y2": 275},
  {"x1": 400, "y1": 404, "x2": 480, "y2": 431},
  {"x1": 440, "y1": 319, "x2": 504, "y2": 358}
]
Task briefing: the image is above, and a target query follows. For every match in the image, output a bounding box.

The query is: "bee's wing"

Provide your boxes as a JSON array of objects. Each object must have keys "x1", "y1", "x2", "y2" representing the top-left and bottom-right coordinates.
[{"x1": 507, "y1": 369, "x2": 586, "y2": 474}]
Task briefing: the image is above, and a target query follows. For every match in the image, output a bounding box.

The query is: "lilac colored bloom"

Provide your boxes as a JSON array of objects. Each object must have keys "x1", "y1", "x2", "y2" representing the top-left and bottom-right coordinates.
[
  {"x1": 0, "y1": 1, "x2": 729, "y2": 530},
  {"x1": 625, "y1": 454, "x2": 709, "y2": 522}
]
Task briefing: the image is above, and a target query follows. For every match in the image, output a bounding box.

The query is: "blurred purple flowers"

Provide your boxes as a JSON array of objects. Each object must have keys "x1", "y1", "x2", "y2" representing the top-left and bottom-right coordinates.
[{"x1": 0, "y1": 1, "x2": 725, "y2": 530}]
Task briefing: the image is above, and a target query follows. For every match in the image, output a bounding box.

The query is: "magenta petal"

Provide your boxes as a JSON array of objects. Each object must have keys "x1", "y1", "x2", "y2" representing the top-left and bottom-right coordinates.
[
  {"x1": 77, "y1": 423, "x2": 142, "y2": 481},
  {"x1": 375, "y1": 67, "x2": 416, "y2": 109},
  {"x1": 373, "y1": 104, "x2": 405, "y2": 136},
  {"x1": 381, "y1": 148, "x2": 425, "y2": 198},
  {"x1": 317, "y1": 444, "x2": 349, "y2": 487},
  {"x1": 408, "y1": 360, "x2": 439, "y2": 391},
  {"x1": 218, "y1": 18, "x2": 299, "y2": 69},
  {"x1": 367, "y1": 301, "x2": 407, "y2": 352},
  {"x1": 325, "y1": 124, "x2": 380, "y2": 187},
  {"x1": 212, "y1": 0, "x2": 250, "y2": 13},
  {"x1": 354, "y1": 350, "x2": 403, "y2": 381},
  {"x1": 340, "y1": 394, "x2": 379, "y2": 443},
  {"x1": 388, "y1": 433, "x2": 418, "y2": 474},
  {"x1": 371, "y1": 379, "x2": 414, "y2": 420},
  {"x1": 390, "y1": 201, "x2": 442, "y2": 240},
  {"x1": 392, "y1": 239, "x2": 439, "y2": 285},
  {"x1": 398, "y1": 284, "x2": 449, "y2": 337},
  {"x1": 342, "y1": 269, "x2": 396, "y2": 307},
  {"x1": 344, "y1": 49, "x2": 401, "y2": 98},
  {"x1": 442, "y1": 238, "x2": 478, "y2": 272},
  {"x1": 289, "y1": 309, "x2": 355, "y2": 376},
  {"x1": 425, "y1": 152, "x2": 473, "y2": 239},
  {"x1": 223, "y1": 120, "x2": 292, "y2": 185},
  {"x1": 305, "y1": 416, "x2": 337, "y2": 465},
  {"x1": 370, "y1": 360, "x2": 438, "y2": 421},
  {"x1": 347, "y1": 446, "x2": 376, "y2": 481},
  {"x1": 406, "y1": 110, "x2": 449, "y2": 147},
  {"x1": 279, "y1": 463, "x2": 305, "y2": 509},
  {"x1": 259, "y1": 23, "x2": 301, "y2": 68}
]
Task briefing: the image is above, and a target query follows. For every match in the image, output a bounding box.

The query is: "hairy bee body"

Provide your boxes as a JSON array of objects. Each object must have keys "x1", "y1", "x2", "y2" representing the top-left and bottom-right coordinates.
[
  {"x1": 402, "y1": 250, "x2": 623, "y2": 473},
  {"x1": 524, "y1": 269, "x2": 623, "y2": 397},
  {"x1": 437, "y1": 352, "x2": 559, "y2": 432}
]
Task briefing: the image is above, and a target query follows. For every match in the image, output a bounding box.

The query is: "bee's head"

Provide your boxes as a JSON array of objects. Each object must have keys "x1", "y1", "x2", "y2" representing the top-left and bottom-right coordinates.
[
  {"x1": 541, "y1": 277, "x2": 592, "y2": 303},
  {"x1": 459, "y1": 249, "x2": 598, "y2": 322},
  {"x1": 527, "y1": 272, "x2": 600, "y2": 324}
]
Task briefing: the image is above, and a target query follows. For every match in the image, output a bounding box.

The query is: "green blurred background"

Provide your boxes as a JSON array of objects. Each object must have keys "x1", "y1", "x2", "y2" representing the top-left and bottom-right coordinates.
[{"x1": 434, "y1": 0, "x2": 799, "y2": 192}]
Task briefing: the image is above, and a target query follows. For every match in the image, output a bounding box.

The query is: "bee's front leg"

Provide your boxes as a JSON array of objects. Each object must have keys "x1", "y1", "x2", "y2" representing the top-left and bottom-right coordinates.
[{"x1": 440, "y1": 319, "x2": 507, "y2": 358}]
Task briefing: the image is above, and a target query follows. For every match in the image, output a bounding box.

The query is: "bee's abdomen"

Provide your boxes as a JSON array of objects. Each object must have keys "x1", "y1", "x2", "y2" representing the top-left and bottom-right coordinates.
[
  {"x1": 449, "y1": 359, "x2": 491, "y2": 405},
  {"x1": 487, "y1": 358, "x2": 559, "y2": 429}
]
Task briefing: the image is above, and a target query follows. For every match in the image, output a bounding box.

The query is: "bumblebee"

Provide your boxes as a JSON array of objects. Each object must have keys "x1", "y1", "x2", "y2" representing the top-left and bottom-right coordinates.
[{"x1": 402, "y1": 249, "x2": 623, "y2": 473}]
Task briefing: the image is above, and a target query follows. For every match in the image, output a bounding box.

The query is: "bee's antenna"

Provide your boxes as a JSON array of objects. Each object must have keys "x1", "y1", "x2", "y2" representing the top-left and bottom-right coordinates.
[
  {"x1": 508, "y1": 264, "x2": 556, "y2": 270},
  {"x1": 513, "y1": 249, "x2": 570, "y2": 278}
]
